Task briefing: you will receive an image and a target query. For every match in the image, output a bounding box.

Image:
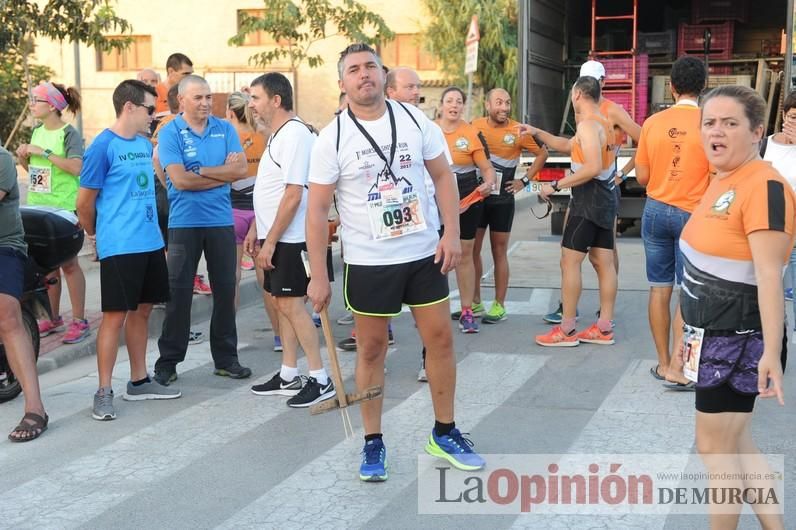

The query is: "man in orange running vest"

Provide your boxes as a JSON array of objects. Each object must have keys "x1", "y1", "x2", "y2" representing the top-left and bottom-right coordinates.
[
  {"x1": 523, "y1": 77, "x2": 618, "y2": 347},
  {"x1": 544, "y1": 60, "x2": 642, "y2": 325}
]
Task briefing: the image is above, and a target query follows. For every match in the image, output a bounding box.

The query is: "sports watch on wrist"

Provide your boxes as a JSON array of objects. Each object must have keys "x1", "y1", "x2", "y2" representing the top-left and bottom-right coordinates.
[
  {"x1": 551, "y1": 180, "x2": 561, "y2": 192},
  {"x1": 43, "y1": 149, "x2": 53, "y2": 159},
  {"x1": 521, "y1": 176, "x2": 530, "y2": 186}
]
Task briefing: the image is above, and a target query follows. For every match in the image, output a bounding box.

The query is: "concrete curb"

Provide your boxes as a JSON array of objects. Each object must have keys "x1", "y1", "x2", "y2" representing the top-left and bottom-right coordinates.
[{"x1": 36, "y1": 273, "x2": 265, "y2": 375}]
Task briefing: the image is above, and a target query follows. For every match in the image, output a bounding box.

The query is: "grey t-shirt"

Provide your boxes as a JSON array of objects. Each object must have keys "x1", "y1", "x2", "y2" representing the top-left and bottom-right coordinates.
[{"x1": 0, "y1": 146, "x2": 27, "y2": 255}]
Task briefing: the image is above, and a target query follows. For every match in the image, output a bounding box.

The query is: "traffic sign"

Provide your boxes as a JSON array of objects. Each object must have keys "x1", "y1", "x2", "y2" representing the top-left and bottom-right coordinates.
[
  {"x1": 464, "y1": 41, "x2": 479, "y2": 74},
  {"x1": 464, "y1": 15, "x2": 479, "y2": 74},
  {"x1": 466, "y1": 15, "x2": 480, "y2": 45}
]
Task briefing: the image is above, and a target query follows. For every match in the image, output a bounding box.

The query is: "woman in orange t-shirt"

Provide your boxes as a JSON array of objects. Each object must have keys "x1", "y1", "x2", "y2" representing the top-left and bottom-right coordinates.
[
  {"x1": 435, "y1": 86, "x2": 496, "y2": 333},
  {"x1": 681, "y1": 86, "x2": 791, "y2": 530}
]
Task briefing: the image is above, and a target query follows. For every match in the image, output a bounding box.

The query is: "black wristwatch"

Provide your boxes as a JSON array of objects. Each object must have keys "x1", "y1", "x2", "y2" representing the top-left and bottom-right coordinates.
[
  {"x1": 521, "y1": 176, "x2": 530, "y2": 186},
  {"x1": 43, "y1": 149, "x2": 53, "y2": 160},
  {"x1": 551, "y1": 180, "x2": 561, "y2": 192}
]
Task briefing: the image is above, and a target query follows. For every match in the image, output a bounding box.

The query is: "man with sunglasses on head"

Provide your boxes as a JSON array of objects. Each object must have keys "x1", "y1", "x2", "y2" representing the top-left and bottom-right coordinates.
[{"x1": 77, "y1": 80, "x2": 180, "y2": 421}]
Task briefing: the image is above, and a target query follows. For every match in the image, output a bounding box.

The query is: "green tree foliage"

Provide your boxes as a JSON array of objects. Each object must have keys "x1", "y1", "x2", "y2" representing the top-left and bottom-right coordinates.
[
  {"x1": 422, "y1": 0, "x2": 518, "y2": 114},
  {"x1": 229, "y1": 0, "x2": 393, "y2": 72},
  {"x1": 0, "y1": 0, "x2": 132, "y2": 53},
  {"x1": 0, "y1": 0, "x2": 132, "y2": 147},
  {"x1": 0, "y1": 48, "x2": 53, "y2": 151}
]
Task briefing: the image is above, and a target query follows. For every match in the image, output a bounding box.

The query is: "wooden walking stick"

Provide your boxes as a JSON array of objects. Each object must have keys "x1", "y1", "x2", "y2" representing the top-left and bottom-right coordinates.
[{"x1": 310, "y1": 308, "x2": 383, "y2": 439}]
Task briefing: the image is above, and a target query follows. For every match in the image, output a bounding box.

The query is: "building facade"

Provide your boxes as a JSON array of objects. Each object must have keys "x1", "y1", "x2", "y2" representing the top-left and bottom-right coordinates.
[{"x1": 30, "y1": 0, "x2": 448, "y2": 143}]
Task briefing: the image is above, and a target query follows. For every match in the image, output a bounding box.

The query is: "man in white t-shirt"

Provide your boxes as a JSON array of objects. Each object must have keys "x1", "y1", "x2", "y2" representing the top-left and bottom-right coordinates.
[
  {"x1": 243, "y1": 72, "x2": 335, "y2": 408},
  {"x1": 306, "y1": 43, "x2": 485, "y2": 482}
]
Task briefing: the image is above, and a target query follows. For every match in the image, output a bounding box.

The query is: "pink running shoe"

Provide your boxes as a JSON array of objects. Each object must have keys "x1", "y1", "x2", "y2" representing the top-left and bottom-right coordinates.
[
  {"x1": 62, "y1": 319, "x2": 90, "y2": 344},
  {"x1": 193, "y1": 275, "x2": 212, "y2": 295},
  {"x1": 38, "y1": 316, "x2": 65, "y2": 337}
]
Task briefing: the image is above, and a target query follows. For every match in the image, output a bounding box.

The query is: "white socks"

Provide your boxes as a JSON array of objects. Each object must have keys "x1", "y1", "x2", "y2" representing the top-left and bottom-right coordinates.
[
  {"x1": 309, "y1": 368, "x2": 329, "y2": 386},
  {"x1": 280, "y1": 366, "x2": 329, "y2": 385},
  {"x1": 280, "y1": 365, "x2": 298, "y2": 381}
]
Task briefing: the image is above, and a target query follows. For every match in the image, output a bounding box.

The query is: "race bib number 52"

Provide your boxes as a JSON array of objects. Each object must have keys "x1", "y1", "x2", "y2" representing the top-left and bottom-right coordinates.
[
  {"x1": 367, "y1": 187, "x2": 427, "y2": 240},
  {"x1": 29, "y1": 166, "x2": 52, "y2": 194}
]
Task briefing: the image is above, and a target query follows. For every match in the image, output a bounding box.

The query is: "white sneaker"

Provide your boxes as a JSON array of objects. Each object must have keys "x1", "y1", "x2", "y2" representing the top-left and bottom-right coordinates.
[
  {"x1": 336, "y1": 312, "x2": 354, "y2": 325},
  {"x1": 417, "y1": 367, "x2": 427, "y2": 382}
]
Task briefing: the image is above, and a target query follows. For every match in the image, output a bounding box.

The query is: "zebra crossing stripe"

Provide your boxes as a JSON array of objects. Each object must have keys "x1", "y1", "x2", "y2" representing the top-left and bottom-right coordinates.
[
  {"x1": 509, "y1": 359, "x2": 695, "y2": 528},
  {"x1": 0, "y1": 344, "x2": 386, "y2": 528},
  {"x1": 216, "y1": 352, "x2": 549, "y2": 529}
]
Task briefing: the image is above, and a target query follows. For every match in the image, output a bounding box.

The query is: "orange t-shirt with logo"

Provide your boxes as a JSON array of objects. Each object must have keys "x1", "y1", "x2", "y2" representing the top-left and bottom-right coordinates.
[
  {"x1": 636, "y1": 103, "x2": 710, "y2": 212},
  {"x1": 471, "y1": 117, "x2": 543, "y2": 168},
  {"x1": 599, "y1": 98, "x2": 626, "y2": 150},
  {"x1": 239, "y1": 129, "x2": 267, "y2": 176},
  {"x1": 681, "y1": 160, "x2": 796, "y2": 264},
  {"x1": 440, "y1": 121, "x2": 489, "y2": 174}
]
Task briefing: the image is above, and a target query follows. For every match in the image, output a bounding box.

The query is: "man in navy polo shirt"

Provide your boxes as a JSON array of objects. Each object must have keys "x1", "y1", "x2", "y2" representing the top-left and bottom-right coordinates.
[{"x1": 153, "y1": 75, "x2": 252, "y2": 386}]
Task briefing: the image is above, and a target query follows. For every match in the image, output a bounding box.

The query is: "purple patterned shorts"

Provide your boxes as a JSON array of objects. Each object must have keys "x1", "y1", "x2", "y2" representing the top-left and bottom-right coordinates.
[{"x1": 697, "y1": 332, "x2": 763, "y2": 395}]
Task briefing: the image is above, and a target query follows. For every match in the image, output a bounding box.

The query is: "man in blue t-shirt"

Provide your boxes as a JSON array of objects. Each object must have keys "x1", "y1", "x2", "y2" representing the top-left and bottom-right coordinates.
[
  {"x1": 152, "y1": 75, "x2": 251, "y2": 385},
  {"x1": 77, "y1": 80, "x2": 180, "y2": 421}
]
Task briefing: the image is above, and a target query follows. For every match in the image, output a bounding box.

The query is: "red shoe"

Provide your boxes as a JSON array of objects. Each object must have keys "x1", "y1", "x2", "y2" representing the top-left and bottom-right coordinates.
[
  {"x1": 193, "y1": 275, "x2": 212, "y2": 295},
  {"x1": 576, "y1": 323, "x2": 615, "y2": 345},
  {"x1": 535, "y1": 326, "x2": 579, "y2": 347}
]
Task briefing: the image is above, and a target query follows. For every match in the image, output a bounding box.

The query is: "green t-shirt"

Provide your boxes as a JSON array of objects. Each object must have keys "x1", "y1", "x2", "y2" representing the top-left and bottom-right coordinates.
[
  {"x1": 26, "y1": 123, "x2": 84, "y2": 210},
  {"x1": 0, "y1": 146, "x2": 26, "y2": 255}
]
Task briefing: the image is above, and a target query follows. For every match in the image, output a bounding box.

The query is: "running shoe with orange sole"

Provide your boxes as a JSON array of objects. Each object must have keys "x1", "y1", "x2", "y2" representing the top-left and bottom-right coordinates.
[
  {"x1": 535, "y1": 326, "x2": 579, "y2": 347},
  {"x1": 576, "y1": 323, "x2": 615, "y2": 345}
]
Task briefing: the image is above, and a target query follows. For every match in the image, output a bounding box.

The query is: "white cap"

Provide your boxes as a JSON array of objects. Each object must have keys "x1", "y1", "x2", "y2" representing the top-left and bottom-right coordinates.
[{"x1": 579, "y1": 60, "x2": 606, "y2": 80}]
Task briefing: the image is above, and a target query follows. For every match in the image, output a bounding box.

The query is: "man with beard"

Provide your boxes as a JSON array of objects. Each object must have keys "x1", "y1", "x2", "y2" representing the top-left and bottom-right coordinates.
[
  {"x1": 244, "y1": 72, "x2": 336, "y2": 408},
  {"x1": 306, "y1": 43, "x2": 485, "y2": 482},
  {"x1": 470, "y1": 88, "x2": 548, "y2": 324}
]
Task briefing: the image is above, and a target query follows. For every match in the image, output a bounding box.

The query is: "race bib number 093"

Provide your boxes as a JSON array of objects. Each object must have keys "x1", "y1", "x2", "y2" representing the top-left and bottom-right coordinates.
[{"x1": 367, "y1": 187, "x2": 427, "y2": 240}]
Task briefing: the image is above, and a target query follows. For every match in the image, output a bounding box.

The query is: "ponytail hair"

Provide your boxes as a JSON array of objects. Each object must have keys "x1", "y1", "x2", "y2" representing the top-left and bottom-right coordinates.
[
  {"x1": 51, "y1": 82, "x2": 82, "y2": 115},
  {"x1": 227, "y1": 91, "x2": 254, "y2": 127}
]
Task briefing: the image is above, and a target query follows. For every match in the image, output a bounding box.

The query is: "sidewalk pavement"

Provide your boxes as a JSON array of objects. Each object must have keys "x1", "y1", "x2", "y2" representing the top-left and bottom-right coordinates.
[{"x1": 35, "y1": 245, "x2": 267, "y2": 375}]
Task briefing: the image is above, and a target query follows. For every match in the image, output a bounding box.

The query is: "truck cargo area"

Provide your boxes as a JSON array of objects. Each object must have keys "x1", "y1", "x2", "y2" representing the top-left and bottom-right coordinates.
[{"x1": 518, "y1": 0, "x2": 793, "y2": 234}]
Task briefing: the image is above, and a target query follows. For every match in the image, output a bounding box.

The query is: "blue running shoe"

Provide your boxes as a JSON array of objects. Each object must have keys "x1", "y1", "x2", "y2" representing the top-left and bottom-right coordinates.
[
  {"x1": 543, "y1": 302, "x2": 579, "y2": 325},
  {"x1": 786, "y1": 288, "x2": 793, "y2": 301},
  {"x1": 425, "y1": 428, "x2": 485, "y2": 471},
  {"x1": 360, "y1": 438, "x2": 388, "y2": 482},
  {"x1": 312, "y1": 313, "x2": 322, "y2": 327}
]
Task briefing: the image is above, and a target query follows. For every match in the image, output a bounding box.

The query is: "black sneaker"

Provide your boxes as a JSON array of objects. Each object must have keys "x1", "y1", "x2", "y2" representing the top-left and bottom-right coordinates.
[
  {"x1": 338, "y1": 336, "x2": 357, "y2": 351},
  {"x1": 214, "y1": 362, "x2": 252, "y2": 379},
  {"x1": 286, "y1": 377, "x2": 336, "y2": 408},
  {"x1": 251, "y1": 372, "x2": 303, "y2": 396},
  {"x1": 153, "y1": 370, "x2": 178, "y2": 386}
]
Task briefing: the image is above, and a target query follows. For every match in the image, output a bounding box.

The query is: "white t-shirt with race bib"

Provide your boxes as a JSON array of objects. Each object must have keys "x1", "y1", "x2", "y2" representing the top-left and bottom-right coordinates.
[
  {"x1": 309, "y1": 100, "x2": 446, "y2": 266},
  {"x1": 253, "y1": 119, "x2": 314, "y2": 243}
]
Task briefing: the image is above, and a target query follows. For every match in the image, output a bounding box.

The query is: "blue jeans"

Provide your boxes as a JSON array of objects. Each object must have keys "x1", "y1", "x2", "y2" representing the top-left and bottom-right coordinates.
[{"x1": 641, "y1": 198, "x2": 691, "y2": 287}]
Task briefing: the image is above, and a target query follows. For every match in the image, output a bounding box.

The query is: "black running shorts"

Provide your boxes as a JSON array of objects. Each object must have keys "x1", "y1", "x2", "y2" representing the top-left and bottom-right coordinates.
[
  {"x1": 100, "y1": 249, "x2": 169, "y2": 312},
  {"x1": 263, "y1": 241, "x2": 309, "y2": 297},
  {"x1": 478, "y1": 198, "x2": 515, "y2": 233},
  {"x1": 343, "y1": 254, "x2": 449, "y2": 316},
  {"x1": 561, "y1": 215, "x2": 614, "y2": 253}
]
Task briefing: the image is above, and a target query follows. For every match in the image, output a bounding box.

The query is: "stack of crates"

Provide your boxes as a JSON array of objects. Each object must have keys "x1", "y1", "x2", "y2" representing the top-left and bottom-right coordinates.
[
  {"x1": 691, "y1": 0, "x2": 748, "y2": 24},
  {"x1": 678, "y1": 20, "x2": 734, "y2": 75},
  {"x1": 601, "y1": 54, "x2": 649, "y2": 124},
  {"x1": 638, "y1": 30, "x2": 676, "y2": 60}
]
